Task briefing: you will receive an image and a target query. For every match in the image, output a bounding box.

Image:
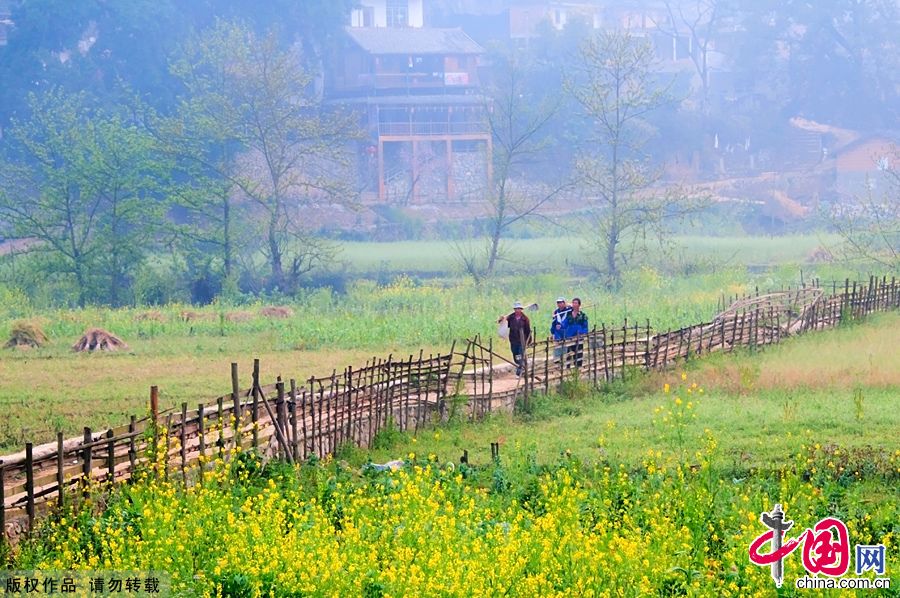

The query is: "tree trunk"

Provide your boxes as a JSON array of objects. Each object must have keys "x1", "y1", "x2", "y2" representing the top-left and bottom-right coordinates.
[
  {"x1": 268, "y1": 210, "x2": 284, "y2": 291},
  {"x1": 222, "y1": 194, "x2": 232, "y2": 278},
  {"x1": 606, "y1": 226, "x2": 620, "y2": 290}
]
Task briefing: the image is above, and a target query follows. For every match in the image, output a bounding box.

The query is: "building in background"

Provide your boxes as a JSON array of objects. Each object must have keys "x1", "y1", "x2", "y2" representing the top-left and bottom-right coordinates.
[
  {"x1": 329, "y1": 0, "x2": 490, "y2": 204},
  {"x1": 0, "y1": 0, "x2": 12, "y2": 47}
]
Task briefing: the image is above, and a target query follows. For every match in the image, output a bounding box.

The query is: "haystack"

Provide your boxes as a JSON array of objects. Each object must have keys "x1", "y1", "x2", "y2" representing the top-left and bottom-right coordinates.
[
  {"x1": 225, "y1": 311, "x2": 254, "y2": 323},
  {"x1": 5, "y1": 320, "x2": 48, "y2": 349},
  {"x1": 180, "y1": 310, "x2": 206, "y2": 322},
  {"x1": 72, "y1": 328, "x2": 129, "y2": 352},
  {"x1": 260, "y1": 306, "x2": 294, "y2": 319},
  {"x1": 135, "y1": 310, "x2": 166, "y2": 322}
]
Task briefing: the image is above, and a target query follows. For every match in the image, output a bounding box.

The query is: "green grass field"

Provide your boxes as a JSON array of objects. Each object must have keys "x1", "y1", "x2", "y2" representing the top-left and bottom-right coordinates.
[
  {"x1": 363, "y1": 312, "x2": 900, "y2": 470},
  {"x1": 337, "y1": 233, "x2": 842, "y2": 274},
  {"x1": 8, "y1": 313, "x2": 898, "y2": 596},
  {"x1": 0, "y1": 262, "x2": 862, "y2": 452}
]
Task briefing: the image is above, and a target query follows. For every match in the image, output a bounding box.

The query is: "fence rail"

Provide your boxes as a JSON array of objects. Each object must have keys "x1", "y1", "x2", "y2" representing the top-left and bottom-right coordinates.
[{"x1": 2, "y1": 276, "x2": 899, "y2": 542}]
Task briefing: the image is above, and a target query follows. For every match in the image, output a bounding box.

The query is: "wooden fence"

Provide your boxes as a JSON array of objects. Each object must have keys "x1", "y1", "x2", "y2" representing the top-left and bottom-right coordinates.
[{"x1": 2, "y1": 275, "x2": 899, "y2": 542}]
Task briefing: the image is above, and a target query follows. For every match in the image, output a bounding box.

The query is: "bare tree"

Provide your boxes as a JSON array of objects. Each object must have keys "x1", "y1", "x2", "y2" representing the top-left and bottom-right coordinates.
[
  {"x1": 568, "y1": 31, "x2": 702, "y2": 288},
  {"x1": 455, "y1": 51, "x2": 570, "y2": 282},
  {"x1": 830, "y1": 166, "x2": 900, "y2": 273},
  {"x1": 653, "y1": 0, "x2": 730, "y2": 116}
]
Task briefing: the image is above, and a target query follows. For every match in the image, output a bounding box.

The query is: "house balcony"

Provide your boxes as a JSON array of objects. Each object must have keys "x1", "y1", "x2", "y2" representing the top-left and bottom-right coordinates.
[{"x1": 377, "y1": 121, "x2": 486, "y2": 137}]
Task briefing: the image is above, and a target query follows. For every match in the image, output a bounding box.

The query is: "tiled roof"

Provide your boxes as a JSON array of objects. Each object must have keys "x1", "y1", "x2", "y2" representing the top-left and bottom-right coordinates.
[{"x1": 345, "y1": 27, "x2": 484, "y2": 55}]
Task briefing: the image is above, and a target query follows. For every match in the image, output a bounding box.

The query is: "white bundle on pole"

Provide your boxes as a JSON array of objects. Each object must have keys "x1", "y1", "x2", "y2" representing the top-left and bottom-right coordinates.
[{"x1": 498, "y1": 319, "x2": 510, "y2": 340}]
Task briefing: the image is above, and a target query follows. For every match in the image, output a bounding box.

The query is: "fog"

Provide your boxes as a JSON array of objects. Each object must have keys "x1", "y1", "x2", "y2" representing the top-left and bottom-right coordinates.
[{"x1": 0, "y1": 0, "x2": 897, "y2": 304}]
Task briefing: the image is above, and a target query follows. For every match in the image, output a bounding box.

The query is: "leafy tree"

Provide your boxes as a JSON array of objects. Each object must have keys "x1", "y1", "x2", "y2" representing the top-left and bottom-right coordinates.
[
  {"x1": 171, "y1": 21, "x2": 358, "y2": 293},
  {"x1": 568, "y1": 31, "x2": 702, "y2": 288},
  {"x1": 0, "y1": 89, "x2": 164, "y2": 306},
  {"x1": 456, "y1": 50, "x2": 570, "y2": 282}
]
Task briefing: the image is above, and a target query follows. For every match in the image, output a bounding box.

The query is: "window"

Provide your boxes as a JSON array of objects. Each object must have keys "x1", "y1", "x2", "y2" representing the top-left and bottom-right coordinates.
[{"x1": 387, "y1": 0, "x2": 408, "y2": 27}]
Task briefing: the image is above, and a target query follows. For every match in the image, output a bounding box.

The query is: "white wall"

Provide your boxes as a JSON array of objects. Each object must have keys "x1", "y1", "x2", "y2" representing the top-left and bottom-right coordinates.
[
  {"x1": 408, "y1": 0, "x2": 424, "y2": 27},
  {"x1": 352, "y1": 0, "x2": 387, "y2": 28},
  {"x1": 351, "y1": 0, "x2": 423, "y2": 28}
]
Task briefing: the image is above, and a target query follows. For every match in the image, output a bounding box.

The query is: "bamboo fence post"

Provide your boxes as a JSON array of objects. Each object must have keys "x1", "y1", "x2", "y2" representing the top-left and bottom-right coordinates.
[
  {"x1": 417, "y1": 350, "x2": 425, "y2": 425},
  {"x1": 106, "y1": 429, "x2": 115, "y2": 484},
  {"x1": 290, "y1": 379, "x2": 300, "y2": 461},
  {"x1": 738, "y1": 310, "x2": 747, "y2": 347},
  {"x1": 25, "y1": 442, "x2": 34, "y2": 532},
  {"x1": 405, "y1": 356, "x2": 413, "y2": 429},
  {"x1": 150, "y1": 385, "x2": 159, "y2": 425},
  {"x1": 420, "y1": 356, "x2": 430, "y2": 429},
  {"x1": 488, "y1": 338, "x2": 495, "y2": 411},
  {"x1": 327, "y1": 370, "x2": 337, "y2": 453},
  {"x1": 198, "y1": 404, "x2": 206, "y2": 468},
  {"x1": 620, "y1": 323, "x2": 627, "y2": 377},
  {"x1": 150, "y1": 385, "x2": 159, "y2": 460},
  {"x1": 367, "y1": 359, "x2": 376, "y2": 446},
  {"x1": 82, "y1": 427, "x2": 92, "y2": 496},
  {"x1": 718, "y1": 317, "x2": 726, "y2": 352},
  {"x1": 730, "y1": 311, "x2": 739, "y2": 350},
  {"x1": 0, "y1": 463, "x2": 5, "y2": 542},
  {"x1": 216, "y1": 397, "x2": 225, "y2": 458},
  {"x1": 372, "y1": 361, "x2": 381, "y2": 441},
  {"x1": 529, "y1": 339, "x2": 537, "y2": 400},
  {"x1": 276, "y1": 381, "x2": 286, "y2": 460},
  {"x1": 590, "y1": 327, "x2": 598, "y2": 386},
  {"x1": 755, "y1": 308, "x2": 762, "y2": 348},
  {"x1": 316, "y1": 379, "x2": 325, "y2": 456},
  {"x1": 543, "y1": 339, "x2": 550, "y2": 393},
  {"x1": 56, "y1": 432, "x2": 64, "y2": 507},
  {"x1": 179, "y1": 403, "x2": 188, "y2": 485},
  {"x1": 684, "y1": 325, "x2": 693, "y2": 360},
  {"x1": 163, "y1": 414, "x2": 172, "y2": 481},
  {"x1": 606, "y1": 327, "x2": 614, "y2": 381},
  {"x1": 301, "y1": 387, "x2": 310, "y2": 460},
  {"x1": 470, "y1": 344, "x2": 479, "y2": 421},
  {"x1": 252, "y1": 359, "x2": 260, "y2": 450},
  {"x1": 661, "y1": 328, "x2": 670, "y2": 366},
  {"x1": 558, "y1": 332, "x2": 565, "y2": 380},
  {"x1": 128, "y1": 416, "x2": 137, "y2": 471},
  {"x1": 843, "y1": 278, "x2": 850, "y2": 321},
  {"x1": 383, "y1": 356, "x2": 393, "y2": 431},
  {"x1": 774, "y1": 304, "x2": 780, "y2": 344},
  {"x1": 346, "y1": 367, "x2": 356, "y2": 444},
  {"x1": 231, "y1": 362, "x2": 241, "y2": 426},
  {"x1": 644, "y1": 320, "x2": 651, "y2": 370}
]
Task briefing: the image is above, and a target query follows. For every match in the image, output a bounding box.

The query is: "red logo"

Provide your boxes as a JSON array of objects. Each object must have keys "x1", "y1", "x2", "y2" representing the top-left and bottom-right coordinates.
[{"x1": 749, "y1": 505, "x2": 850, "y2": 587}]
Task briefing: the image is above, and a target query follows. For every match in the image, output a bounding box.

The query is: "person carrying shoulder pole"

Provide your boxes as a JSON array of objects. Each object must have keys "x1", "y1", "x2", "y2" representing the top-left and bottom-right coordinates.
[{"x1": 498, "y1": 301, "x2": 531, "y2": 376}]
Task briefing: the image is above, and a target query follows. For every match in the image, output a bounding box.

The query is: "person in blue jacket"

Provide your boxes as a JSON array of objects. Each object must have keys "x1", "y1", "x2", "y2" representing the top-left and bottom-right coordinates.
[{"x1": 563, "y1": 297, "x2": 589, "y2": 368}]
